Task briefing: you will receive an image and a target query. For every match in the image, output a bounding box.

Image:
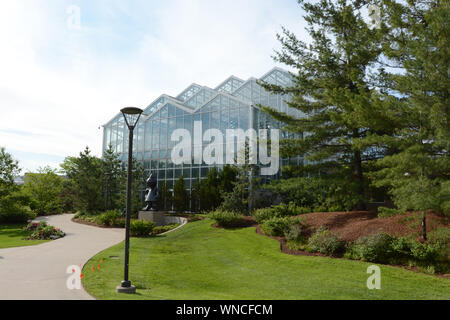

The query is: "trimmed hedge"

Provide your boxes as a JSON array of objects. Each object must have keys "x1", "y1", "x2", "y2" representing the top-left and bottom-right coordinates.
[
  {"x1": 130, "y1": 220, "x2": 155, "y2": 237},
  {"x1": 210, "y1": 210, "x2": 244, "y2": 228}
]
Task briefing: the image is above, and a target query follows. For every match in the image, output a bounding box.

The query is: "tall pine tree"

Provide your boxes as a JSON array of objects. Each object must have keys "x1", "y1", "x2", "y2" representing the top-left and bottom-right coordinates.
[
  {"x1": 367, "y1": 0, "x2": 450, "y2": 236},
  {"x1": 260, "y1": 0, "x2": 391, "y2": 209}
]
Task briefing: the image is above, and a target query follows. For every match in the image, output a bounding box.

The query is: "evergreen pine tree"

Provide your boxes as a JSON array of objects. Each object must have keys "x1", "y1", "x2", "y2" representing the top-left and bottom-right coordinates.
[{"x1": 260, "y1": 0, "x2": 392, "y2": 209}]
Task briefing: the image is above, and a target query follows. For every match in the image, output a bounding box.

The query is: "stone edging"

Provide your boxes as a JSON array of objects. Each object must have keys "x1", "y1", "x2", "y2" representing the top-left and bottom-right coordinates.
[{"x1": 158, "y1": 217, "x2": 188, "y2": 235}]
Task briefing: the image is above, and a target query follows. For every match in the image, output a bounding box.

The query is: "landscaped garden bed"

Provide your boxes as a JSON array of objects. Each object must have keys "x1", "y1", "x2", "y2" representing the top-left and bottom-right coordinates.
[
  {"x1": 23, "y1": 221, "x2": 65, "y2": 240},
  {"x1": 209, "y1": 205, "x2": 449, "y2": 276},
  {"x1": 72, "y1": 210, "x2": 182, "y2": 237},
  {"x1": 82, "y1": 218, "x2": 450, "y2": 300},
  {"x1": 0, "y1": 223, "x2": 49, "y2": 249}
]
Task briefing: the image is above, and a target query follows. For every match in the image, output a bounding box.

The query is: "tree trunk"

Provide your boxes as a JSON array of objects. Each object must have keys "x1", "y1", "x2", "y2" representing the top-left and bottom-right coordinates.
[
  {"x1": 354, "y1": 149, "x2": 366, "y2": 210},
  {"x1": 422, "y1": 211, "x2": 427, "y2": 241}
]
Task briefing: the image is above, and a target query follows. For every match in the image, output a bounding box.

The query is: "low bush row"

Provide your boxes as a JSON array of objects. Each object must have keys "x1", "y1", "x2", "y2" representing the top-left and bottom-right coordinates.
[
  {"x1": 152, "y1": 224, "x2": 180, "y2": 235},
  {"x1": 288, "y1": 226, "x2": 449, "y2": 274},
  {"x1": 74, "y1": 210, "x2": 125, "y2": 227},
  {"x1": 210, "y1": 210, "x2": 244, "y2": 228},
  {"x1": 130, "y1": 220, "x2": 155, "y2": 237},
  {"x1": 74, "y1": 211, "x2": 187, "y2": 237},
  {"x1": 253, "y1": 202, "x2": 311, "y2": 224},
  {"x1": 345, "y1": 229, "x2": 449, "y2": 273}
]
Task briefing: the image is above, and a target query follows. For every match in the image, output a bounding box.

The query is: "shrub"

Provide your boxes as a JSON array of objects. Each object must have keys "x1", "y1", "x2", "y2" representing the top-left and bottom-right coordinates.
[
  {"x1": 347, "y1": 232, "x2": 396, "y2": 263},
  {"x1": 428, "y1": 227, "x2": 450, "y2": 255},
  {"x1": 253, "y1": 207, "x2": 278, "y2": 224},
  {"x1": 130, "y1": 220, "x2": 155, "y2": 237},
  {"x1": 273, "y1": 202, "x2": 311, "y2": 216},
  {"x1": 210, "y1": 210, "x2": 244, "y2": 228},
  {"x1": 22, "y1": 167, "x2": 64, "y2": 216},
  {"x1": 95, "y1": 210, "x2": 122, "y2": 227},
  {"x1": 377, "y1": 207, "x2": 402, "y2": 218},
  {"x1": 345, "y1": 231, "x2": 450, "y2": 273},
  {"x1": 0, "y1": 204, "x2": 35, "y2": 224},
  {"x1": 253, "y1": 203, "x2": 311, "y2": 224},
  {"x1": 327, "y1": 205, "x2": 345, "y2": 212},
  {"x1": 313, "y1": 206, "x2": 328, "y2": 213},
  {"x1": 261, "y1": 216, "x2": 303, "y2": 237},
  {"x1": 284, "y1": 224, "x2": 308, "y2": 244},
  {"x1": 306, "y1": 227, "x2": 344, "y2": 255},
  {"x1": 264, "y1": 177, "x2": 360, "y2": 211}
]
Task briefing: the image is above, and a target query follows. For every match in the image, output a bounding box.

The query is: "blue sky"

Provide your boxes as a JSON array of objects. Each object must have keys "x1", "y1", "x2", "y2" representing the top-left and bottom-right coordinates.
[{"x1": 0, "y1": 0, "x2": 308, "y2": 173}]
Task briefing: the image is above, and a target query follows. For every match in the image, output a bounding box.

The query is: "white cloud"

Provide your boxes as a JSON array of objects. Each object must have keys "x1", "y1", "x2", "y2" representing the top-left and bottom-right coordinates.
[{"x1": 0, "y1": 0, "x2": 307, "y2": 172}]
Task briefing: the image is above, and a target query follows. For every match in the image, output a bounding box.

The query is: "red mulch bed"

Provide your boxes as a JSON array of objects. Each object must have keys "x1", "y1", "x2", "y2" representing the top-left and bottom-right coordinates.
[
  {"x1": 249, "y1": 210, "x2": 449, "y2": 278},
  {"x1": 300, "y1": 210, "x2": 448, "y2": 242}
]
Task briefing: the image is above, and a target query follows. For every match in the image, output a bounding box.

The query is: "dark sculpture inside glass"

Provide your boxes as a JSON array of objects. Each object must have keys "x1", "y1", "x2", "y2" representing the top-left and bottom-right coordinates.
[{"x1": 143, "y1": 172, "x2": 159, "y2": 211}]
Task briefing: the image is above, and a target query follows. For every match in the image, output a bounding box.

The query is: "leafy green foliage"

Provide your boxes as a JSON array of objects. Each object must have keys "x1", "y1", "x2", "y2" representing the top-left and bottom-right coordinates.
[
  {"x1": 152, "y1": 224, "x2": 180, "y2": 235},
  {"x1": 191, "y1": 166, "x2": 238, "y2": 213},
  {"x1": 260, "y1": 216, "x2": 304, "y2": 237},
  {"x1": 306, "y1": 227, "x2": 344, "y2": 255},
  {"x1": 102, "y1": 145, "x2": 126, "y2": 211},
  {"x1": 0, "y1": 148, "x2": 33, "y2": 223},
  {"x1": 264, "y1": 177, "x2": 357, "y2": 211},
  {"x1": 25, "y1": 221, "x2": 65, "y2": 240},
  {"x1": 96, "y1": 210, "x2": 123, "y2": 227},
  {"x1": 210, "y1": 209, "x2": 244, "y2": 228},
  {"x1": 130, "y1": 220, "x2": 155, "y2": 237},
  {"x1": 346, "y1": 232, "x2": 396, "y2": 263},
  {"x1": 253, "y1": 207, "x2": 278, "y2": 224},
  {"x1": 158, "y1": 180, "x2": 172, "y2": 211},
  {"x1": 61, "y1": 147, "x2": 105, "y2": 213},
  {"x1": 377, "y1": 206, "x2": 402, "y2": 218},
  {"x1": 61, "y1": 146, "x2": 143, "y2": 215},
  {"x1": 22, "y1": 167, "x2": 64, "y2": 215},
  {"x1": 345, "y1": 231, "x2": 449, "y2": 273},
  {"x1": 173, "y1": 175, "x2": 188, "y2": 212},
  {"x1": 260, "y1": 0, "x2": 393, "y2": 210},
  {"x1": 284, "y1": 224, "x2": 308, "y2": 244},
  {"x1": 0, "y1": 204, "x2": 35, "y2": 224},
  {"x1": 253, "y1": 202, "x2": 310, "y2": 224},
  {"x1": 365, "y1": 1, "x2": 450, "y2": 218},
  {"x1": 0, "y1": 147, "x2": 21, "y2": 199}
]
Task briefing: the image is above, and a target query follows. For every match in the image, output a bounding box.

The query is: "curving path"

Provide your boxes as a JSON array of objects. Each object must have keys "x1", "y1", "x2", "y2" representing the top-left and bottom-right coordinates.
[{"x1": 0, "y1": 214, "x2": 124, "y2": 300}]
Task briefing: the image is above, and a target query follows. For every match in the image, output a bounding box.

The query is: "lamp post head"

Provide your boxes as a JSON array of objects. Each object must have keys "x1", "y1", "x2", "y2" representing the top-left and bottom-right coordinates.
[{"x1": 121, "y1": 107, "x2": 143, "y2": 129}]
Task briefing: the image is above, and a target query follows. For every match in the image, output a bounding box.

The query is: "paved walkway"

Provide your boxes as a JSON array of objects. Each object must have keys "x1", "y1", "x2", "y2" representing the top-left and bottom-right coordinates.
[{"x1": 0, "y1": 214, "x2": 124, "y2": 300}]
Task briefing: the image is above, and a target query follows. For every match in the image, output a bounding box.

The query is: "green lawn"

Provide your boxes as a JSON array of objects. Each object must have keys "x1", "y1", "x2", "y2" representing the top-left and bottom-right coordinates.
[
  {"x1": 0, "y1": 224, "x2": 49, "y2": 249},
  {"x1": 82, "y1": 219, "x2": 450, "y2": 300}
]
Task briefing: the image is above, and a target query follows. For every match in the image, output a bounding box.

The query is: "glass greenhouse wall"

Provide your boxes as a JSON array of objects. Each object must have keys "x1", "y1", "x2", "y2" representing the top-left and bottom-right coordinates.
[{"x1": 102, "y1": 67, "x2": 303, "y2": 191}]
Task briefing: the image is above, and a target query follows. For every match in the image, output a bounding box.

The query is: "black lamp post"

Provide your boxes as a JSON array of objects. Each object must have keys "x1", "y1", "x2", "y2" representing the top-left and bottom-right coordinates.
[{"x1": 116, "y1": 107, "x2": 143, "y2": 294}]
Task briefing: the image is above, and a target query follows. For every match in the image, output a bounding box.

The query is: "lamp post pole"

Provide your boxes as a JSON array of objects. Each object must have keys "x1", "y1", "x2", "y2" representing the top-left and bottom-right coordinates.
[
  {"x1": 116, "y1": 107, "x2": 143, "y2": 294},
  {"x1": 123, "y1": 126, "x2": 133, "y2": 287}
]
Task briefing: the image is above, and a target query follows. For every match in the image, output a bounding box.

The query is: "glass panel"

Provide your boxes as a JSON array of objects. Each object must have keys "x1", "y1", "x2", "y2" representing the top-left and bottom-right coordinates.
[
  {"x1": 229, "y1": 109, "x2": 238, "y2": 129},
  {"x1": 152, "y1": 120, "x2": 159, "y2": 149},
  {"x1": 239, "y1": 107, "x2": 249, "y2": 131},
  {"x1": 160, "y1": 105, "x2": 168, "y2": 118},
  {"x1": 176, "y1": 116, "x2": 183, "y2": 129}
]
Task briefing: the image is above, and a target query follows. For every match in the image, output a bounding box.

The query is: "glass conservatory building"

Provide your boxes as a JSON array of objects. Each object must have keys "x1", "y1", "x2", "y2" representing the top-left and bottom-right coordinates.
[{"x1": 102, "y1": 67, "x2": 304, "y2": 191}]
